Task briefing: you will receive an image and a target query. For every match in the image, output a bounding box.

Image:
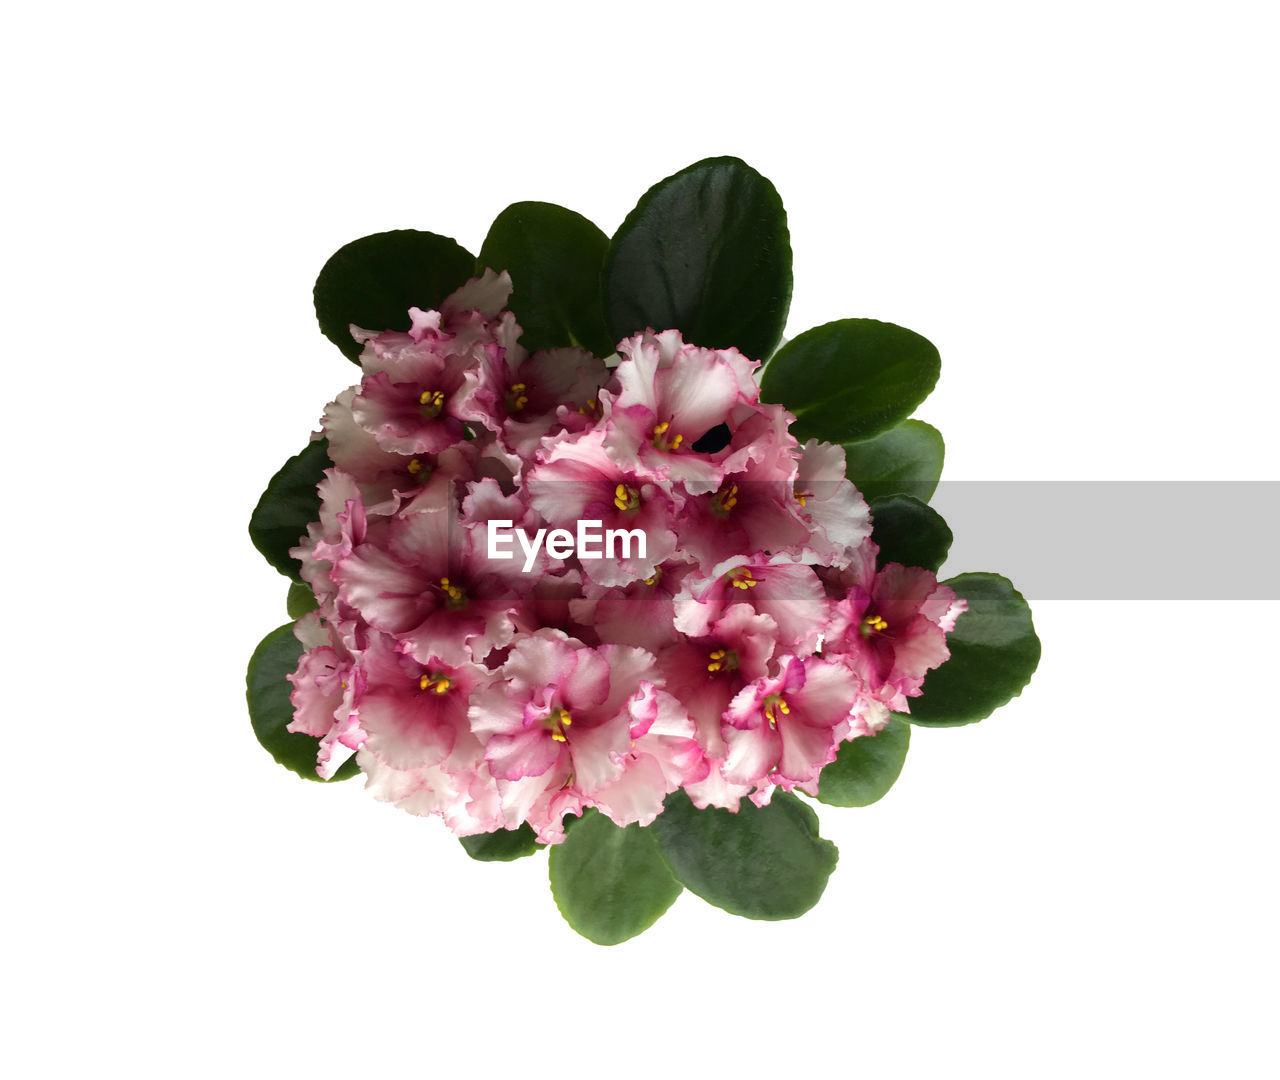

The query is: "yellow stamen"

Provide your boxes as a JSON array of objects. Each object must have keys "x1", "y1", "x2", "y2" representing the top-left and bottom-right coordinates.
[
  {"x1": 727, "y1": 567, "x2": 759, "y2": 590},
  {"x1": 406, "y1": 458, "x2": 423, "y2": 475},
  {"x1": 505, "y1": 383, "x2": 529, "y2": 411},
  {"x1": 551, "y1": 732, "x2": 566, "y2": 742},
  {"x1": 650, "y1": 420, "x2": 684, "y2": 452},
  {"x1": 418, "y1": 673, "x2": 452, "y2": 694},
  {"x1": 863, "y1": 614, "x2": 888, "y2": 633},
  {"x1": 795, "y1": 490, "x2": 810, "y2": 507},
  {"x1": 613, "y1": 484, "x2": 640, "y2": 512},
  {"x1": 763, "y1": 694, "x2": 790, "y2": 727},
  {"x1": 419, "y1": 390, "x2": 444, "y2": 407},
  {"x1": 643, "y1": 572, "x2": 659, "y2": 586},
  {"x1": 439, "y1": 577, "x2": 466, "y2": 605},
  {"x1": 711, "y1": 483, "x2": 740, "y2": 516}
]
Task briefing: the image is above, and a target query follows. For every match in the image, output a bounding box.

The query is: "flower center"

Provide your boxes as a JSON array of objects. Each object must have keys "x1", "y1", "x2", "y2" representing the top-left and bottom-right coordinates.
[
  {"x1": 706, "y1": 647, "x2": 740, "y2": 674},
  {"x1": 613, "y1": 483, "x2": 641, "y2": 512},
  {"x1": 650, "y1": 421, "x2": 684, "y2": 452},
  {"x1": 419, "y1": 672, "x2": 452, "y2": 694},
  {"x1": 406, "y1": 457, "x2": 432, "y2": 481},
  {"x1": 643, "y1": 569, "x2": 660, "y2": 586},
  {"x1": 439, "y1": 576, "x2": 468, "y2": 609},
  {"x1": 762, "y1": 693, "x2": 790, "y2": 728},
  {"x1": 726, "y1": 566, "x2": 759, "y2": 590},
  {"x1": 710, "y1": 483, "x2": 740, "y2": 517},
  {"x1": 795, "y1": 489, "x2": 812, "y2": 507},
  {"x1": 504, "y1": 382, "x2": 529, "y2": 413},
  {"x1": 546, "y1": 706, "x2": 574, "y2": 743},
  {"x1": 577, "y1": 397, "x2": 600, "y2": 418},
  {"x1": 861, "y1": 613, "x2": 888, "y2": 635},
  {"x1": 419, "y1": 389, "x2": 445, "y2": 418}
]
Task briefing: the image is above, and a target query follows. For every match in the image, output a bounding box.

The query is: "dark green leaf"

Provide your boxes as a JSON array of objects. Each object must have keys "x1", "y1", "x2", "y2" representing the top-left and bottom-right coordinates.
[
  {"x1": 904, "y1": 573, "x2": 1041, "y2": 727},
  {"x1": 843, "y1": 419, "x2": 945, "y2": 503},
  {"x1": 478, "y1": 202, "x2": 612, "y2": 357},
  {"x1": 869, "y1": 493, "x2": 953, "y2": 572},
  {"x1": 245, "y1": 624, "x2": 359, "y2": 782},
  {"x1": 761, "y1": 318, "x2": 941, "y2": 442},
  {"x1": 459, "y1": 824, "x2": 542, "y2": 862},
  {"x1": 603, "y1": 156, "x2": 792, "y2": 361},
  {"x1": 248, "y1": 439, "x2": 329, "y2": 582},
  {"x1": 314, "y1": 230, "x2": 476, "y2": 362},
  {"x1": 548, "y1": 811, "x2": 682, "y2": 945},
  {"x1": 286, "y1": 581, "x2": 318, "y2": 619},
  {"x1": 814, "y1": 717, "x2": 911, "y2": 807},
  {"x1": 653, "y1": 790, "x2": 837, "y2": 920}
]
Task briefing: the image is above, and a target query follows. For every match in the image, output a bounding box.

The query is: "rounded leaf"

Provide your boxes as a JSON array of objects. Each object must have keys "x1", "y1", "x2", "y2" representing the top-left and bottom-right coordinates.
[
  {"x1": 869, "y1": 493, "x2": 953, "y2": 573},
  {"x1": 314, "y1": 230, "x2": 476, "y2": 362},
  {"x1": 245, "y1": 624, "x2": 359, "y2": 782},
  {"x1": 286, "y1": 581, "x2": 318, "y2": 619},
  {"x1": 548, "y1": 811, "x2": 682, "y2": 945},
  {"x1": 814, "y1": 717, "x2": 911, "y2": 808},
  {"x1": 905, "y1": 573, "x2": 1041, "y2": 727},
  {"x1": 603, "y1": 156, "x2": 793, "y2": 361},
  {"x1": 653, "y1": 790, "x2": 837, "y2": 920},
  {"x1": 762, "y1": 318, "x2": 940, "y2": 443},
  {"x1": 843, "y1": 419, "x2": 945, "y2": 503},
  {"x1": 459, "y1": 824, "x2": 542, "y2": 862},
  {"x1": 478, "y1": 201, "x2": 612, "y2": 357},
  {"x1": 248, "y1": 439, "x2": 329, "y2": 582}
]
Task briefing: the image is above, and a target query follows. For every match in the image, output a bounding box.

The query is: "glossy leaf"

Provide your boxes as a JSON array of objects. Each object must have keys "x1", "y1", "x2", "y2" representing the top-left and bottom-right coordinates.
[
  {"x1": 761, "y1": 318, "x2": 940, "y2": 443},
  {"x1": 314, "y1": 230, "x2": 476, "y2": 362},
  {"x1": 286, "y1": 581, "x2": 318, "y2": 619},
  {"x1": 869, "y1": 493, "x2": 953, "y2": 572},
  {"x1": 653, "y1": 791, "x2": 837, "y2": 920},
  {"x1": 248, "y1": 439, "x2": 329, "y2": 582},
  {"x1": 246, "y1": 624, "x2": 359, "y2": 782},
  {"x1": 843, "y1": 419, "x2": 945, "y2": 503},
  {"x1": 459, "y1": 824, "x2": 542, "y2": 862},
  {"x1": 603, "y1": 156, "x2": 792, "y2": 361},
  {"x1": 478, "y1": 201, "x2": 612, "y2": 357},
  {"x1": 814, "y1": 717, "x2": 911, "y2": 807},
  {"x1": 905, "y1": 573, "x2": 1041, "y2": 727},
  {"x1": 548, "y1": 811, "x2": 682, "y2": 945}
]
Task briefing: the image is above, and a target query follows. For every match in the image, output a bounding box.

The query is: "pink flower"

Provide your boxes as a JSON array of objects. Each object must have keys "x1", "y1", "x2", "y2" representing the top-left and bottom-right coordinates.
[
  {"x1": 823, "y1": 540, "x2": 967, "y2": 717},
  {"x1": 286, "y1": 613, "x2": 364, "y2": 780},
  {"x1": 467, "y1": 629, "x2": 661, "y2": 841},
  {"x1": 600, "y1": 330, "x2": 756, "y2": 491},
  {"x1": 673, "y1": 554, "x2": 830, "y2": 654},
  {"x1": 722, "y1": 656, "x2": 861, "y2": 792},
  {"x1": 526, "y1": 427, "x2": 681, "y2": 585}
]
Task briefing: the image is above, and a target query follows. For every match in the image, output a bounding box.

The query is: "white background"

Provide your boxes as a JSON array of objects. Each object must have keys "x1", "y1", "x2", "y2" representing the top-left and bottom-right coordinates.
[{"x1": 3, "y1": 2, "x2": 1277, "y2": 1077}]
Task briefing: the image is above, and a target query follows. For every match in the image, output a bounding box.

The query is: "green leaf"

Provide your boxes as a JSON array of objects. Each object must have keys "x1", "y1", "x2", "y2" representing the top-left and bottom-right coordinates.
[
  {"x1": 248, "y1": 439, "x2": 329, "y2": 582},
  {"x1": 603, "y1": 156, "x2": 792, "y2": 361},
  {"x1": 548, "y1": 811, "x2": 682, "y2": 945},
  {"x1": 843, "y1": 419, "x2": 945, "y2": 503},
  {"x1": 869, "y1": 493, "x2": 953, "y2": 572},
  {"x1": 245, "y1": 624, "x2": 359, "y2": 782},
  {"x1": 314, "y1": 230, "x2": 476, "y2": 362},
  {"x1": 814, "y1": 716, "x2": 911, "y2": 807},
  {"x1": 653, "y1": 790, "x2": 837, "y2": 920},
  {"x1": 286, "y1": 581, "x2": 318, "y2": 619},
  {"x1": 761, "y1": 318, "x2": 941, "y2": 443},
  {"x1": 904, "y1": 573, "x2": 1041, "y2": 727},
  {"x1": 478, "y1": 201, "x2": 613, "y2": 357},
  {"x1": 459, "y1": 824, "x2": 542, "y2": 862}
]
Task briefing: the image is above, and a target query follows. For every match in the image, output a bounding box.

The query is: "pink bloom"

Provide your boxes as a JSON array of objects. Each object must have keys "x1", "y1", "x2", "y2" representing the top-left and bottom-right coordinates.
[
  {"x1": 658, "y1": 603, "x2": 780, "y2": 810},
  {"x1": 722, "y1": 656, "x2": 861, "y2": 792},
  {"x1": 823, "y1": 541, "x2": 967, "y2": 715},
  {"x1": 466, "y1": 629, "x2": 661, "y2": 841},
  {"x1": 600, "y1": 330, "x2": 755, "y2": 491},
  {"x1": 336, "y1": 501, "x2": 522, "y2": 666},
  {"x1": 526, "y1": 427, "x2": 681, "y2": 585},
  {"x1": 673, "y1": 554, "x2": 830, "y2": 654},
  {"x1": 286, "y1": 613, "x2": 364, "y2": 780},
  {"x1": 567, "y1": 559, "x2": 696, "y2": 654},
  {"x1": 793, "y1": 439, "x2": 873, "y2": 565}
]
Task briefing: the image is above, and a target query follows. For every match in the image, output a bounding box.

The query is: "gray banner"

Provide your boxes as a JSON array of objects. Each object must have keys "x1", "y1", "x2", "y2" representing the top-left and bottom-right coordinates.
[{"x1": 929, "y1": 481, "x2": 1279, "y2": 600}]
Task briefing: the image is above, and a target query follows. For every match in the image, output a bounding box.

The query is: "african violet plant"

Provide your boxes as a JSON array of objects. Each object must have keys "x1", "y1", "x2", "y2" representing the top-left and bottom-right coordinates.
[{"x1": 247, "y1": 157, "x2": 1040, "y2": 944}]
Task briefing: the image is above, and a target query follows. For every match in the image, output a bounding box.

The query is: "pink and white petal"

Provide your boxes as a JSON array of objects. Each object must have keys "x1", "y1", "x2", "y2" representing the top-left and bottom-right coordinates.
[{"x1": 484, "y1": 726, "x2": 563, "y2": 781}]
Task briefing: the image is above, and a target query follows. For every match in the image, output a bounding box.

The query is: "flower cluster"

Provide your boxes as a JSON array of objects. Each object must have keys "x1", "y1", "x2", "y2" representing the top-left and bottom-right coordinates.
[{"x1": 287, "y1": 272, "x2": 966, "y2": 843}]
